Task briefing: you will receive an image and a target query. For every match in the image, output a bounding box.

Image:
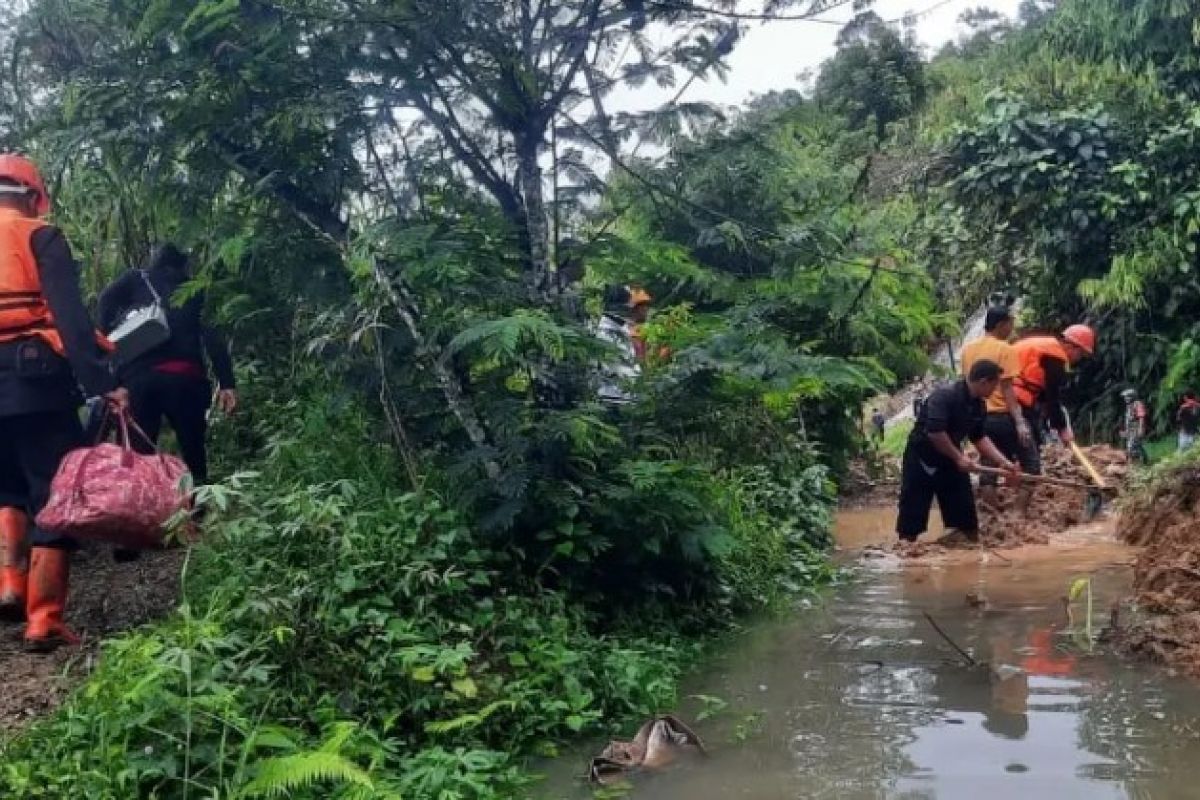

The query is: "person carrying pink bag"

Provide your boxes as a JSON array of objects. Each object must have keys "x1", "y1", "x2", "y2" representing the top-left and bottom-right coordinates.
[{"x1": 0, "y1": 154, "x2": 128, "y2": 651}]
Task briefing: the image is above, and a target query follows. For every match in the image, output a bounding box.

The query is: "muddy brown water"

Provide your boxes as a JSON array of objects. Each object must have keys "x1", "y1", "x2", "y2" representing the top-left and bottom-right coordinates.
[{"x1": 536, "y1": 510, "x2": 1200, "y2": 799}]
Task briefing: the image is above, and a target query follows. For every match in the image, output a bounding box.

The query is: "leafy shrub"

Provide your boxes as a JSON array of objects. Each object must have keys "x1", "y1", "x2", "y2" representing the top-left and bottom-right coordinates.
[
  {"x1": 717, "y1": 465, "x2": 837, "y2": 609},
  {"x1": 0, "y1": 390, "x2": 752, "y2": 798}
]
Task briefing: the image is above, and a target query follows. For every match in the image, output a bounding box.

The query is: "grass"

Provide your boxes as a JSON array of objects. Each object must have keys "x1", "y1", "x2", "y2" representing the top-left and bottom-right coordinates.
[
  {"x1": 881, "y1": 419, "x2": 913, "y2": 458},
  {"x1": 1144, "y1": 435, "x2": 1183, "y2": 465}
]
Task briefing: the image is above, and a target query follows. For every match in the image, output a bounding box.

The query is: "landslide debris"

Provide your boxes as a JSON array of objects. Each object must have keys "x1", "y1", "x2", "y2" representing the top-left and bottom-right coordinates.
[
  {"x1": 878, "y1": 444, "x2": 1130, "y2": 557},
  {"x1": 976, "y1": 444, "x2": 1129, "y2": 549},
  {"x1": 1115, "y1": 455, "x2": 1200, "y2": 675}
]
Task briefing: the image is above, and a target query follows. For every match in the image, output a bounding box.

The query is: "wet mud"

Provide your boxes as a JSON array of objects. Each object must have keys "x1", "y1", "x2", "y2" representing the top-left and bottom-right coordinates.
[
  {"x1": 1115, "y1": 461, "x2": 1200, "y2": 676},
  {"x1": 846, "y1": 444, "x2": 1130, "y2": 556},
  {"x1": 0, "y1": 544, "x2": 183, "y2": 731},
  {"x1": 839, "y1": 452, "x2": 901, "y2": 510},
  {"x1": 974, "y1": 445, "x2": 1129, "y2": 549}
]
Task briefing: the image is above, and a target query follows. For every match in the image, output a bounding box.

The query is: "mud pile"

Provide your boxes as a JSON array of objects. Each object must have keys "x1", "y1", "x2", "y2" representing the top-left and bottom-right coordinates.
[
  {"x1": 850, "y1": 444, "x2": 1129, "y2": 557},
  {"x1": 977, "y1": 445, "x2": 1128, "y2": 549},
  {"x1": 1115, "y1": 459, "x2": 1200, "y2": 675}
]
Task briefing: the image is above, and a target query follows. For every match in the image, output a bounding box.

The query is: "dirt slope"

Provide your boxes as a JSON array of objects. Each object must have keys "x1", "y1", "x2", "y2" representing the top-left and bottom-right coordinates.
[{"x1": 1116, "y1": 461, "x2": 1200, "y2": 675}]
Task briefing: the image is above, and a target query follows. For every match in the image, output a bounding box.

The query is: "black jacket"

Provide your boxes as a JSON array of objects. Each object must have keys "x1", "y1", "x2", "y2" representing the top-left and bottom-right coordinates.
[
  {"x1": 97, "y1": 266, "x2": 235, "y2": 389},
  {"x1": 907, "y1": 380, "x2": 986, "y2": 470},
  {"x1": 0, "y1": 226, "x2": 116, "y2": 417}
]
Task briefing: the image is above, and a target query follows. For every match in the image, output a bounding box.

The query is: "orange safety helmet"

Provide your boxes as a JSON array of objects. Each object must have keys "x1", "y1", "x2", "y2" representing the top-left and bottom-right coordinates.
[
  {"x1": 1061, "y1": 324, "x2": 1096, "y2": 356},
  {"x1": 627, "y1": 287, "x2": 652, "y2": 307},
  {"x1": 0, "y1": 154, "x2": 50, "y2": 217}
]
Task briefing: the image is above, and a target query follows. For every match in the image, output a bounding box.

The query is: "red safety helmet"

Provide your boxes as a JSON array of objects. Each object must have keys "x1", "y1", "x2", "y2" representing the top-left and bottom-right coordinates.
[
  {"x1": 1062, "y1": 324, "x2": 1096, "y2": 356},
  {"x1": 0, "y1": 154, "x2": 50, "y2": 216}
]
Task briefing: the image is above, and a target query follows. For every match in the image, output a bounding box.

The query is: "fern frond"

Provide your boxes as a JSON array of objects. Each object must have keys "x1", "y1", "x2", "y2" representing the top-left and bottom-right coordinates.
[
  {"x1": 240, "y1": 751, "x2": 374, "y2": 798},
  {"x1": 446, "y1": 311, "x2": 581, "y2": 362},
  {"x1": 319, "y1": 722, "x2": 358, "y2": 754}
]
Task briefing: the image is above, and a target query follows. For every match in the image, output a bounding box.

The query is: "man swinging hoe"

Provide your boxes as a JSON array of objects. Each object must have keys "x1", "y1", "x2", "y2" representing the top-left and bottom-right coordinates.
[{"x1": 897, "y1": 359, "x2": 1022, "y2": 545}]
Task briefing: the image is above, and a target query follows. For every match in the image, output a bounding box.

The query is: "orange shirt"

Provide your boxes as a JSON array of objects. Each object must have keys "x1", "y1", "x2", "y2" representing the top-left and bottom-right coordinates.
[{"x1": 960, "y1": 335, "x2": 1020, "y2": 414}]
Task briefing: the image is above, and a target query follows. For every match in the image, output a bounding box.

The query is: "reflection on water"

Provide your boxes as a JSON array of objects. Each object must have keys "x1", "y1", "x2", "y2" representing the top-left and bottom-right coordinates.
[{"x1": 536, "y1": 517, "x2": 1200, "y2": 800}]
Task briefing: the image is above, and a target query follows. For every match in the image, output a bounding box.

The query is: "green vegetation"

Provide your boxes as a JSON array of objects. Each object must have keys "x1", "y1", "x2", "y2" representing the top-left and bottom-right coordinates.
[
  {"x1": 881, "y1": 420, "x2": 914, "y2": 459},
  {"x1": 1143, "y1": 436, "x2": 1179, "y2": 465},
  {"x1": 1, "y1": 367, "x2": 844, "y2": 798},
  {"x1": 1123, "y1": 436, "x2": 1200, "y2": 503},
  {"x1": 912, "y1": 0, "x2": 1200, "y2": 439},
  {"x1": 2, "y1": 0, "x2": 1199, "y2": 795},
  {"x1": 0, "y1": 2, "x2": 916, "y2": 796}
]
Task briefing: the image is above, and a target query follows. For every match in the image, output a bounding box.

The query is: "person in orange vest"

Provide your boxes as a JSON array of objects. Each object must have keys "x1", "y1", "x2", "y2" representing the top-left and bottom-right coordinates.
[
  {"x1": 1010, "y1": 324, "x2": 1096, "y2": 508},
  {"x1": 0, "y1": 154, "x2": 128, "y2": 651},
  {"x1": 628, "y1": 288, "x2": 674, "y2": 366},
  {"x1": 627, "y1": 288, "x2": 653, "y2": 363}
]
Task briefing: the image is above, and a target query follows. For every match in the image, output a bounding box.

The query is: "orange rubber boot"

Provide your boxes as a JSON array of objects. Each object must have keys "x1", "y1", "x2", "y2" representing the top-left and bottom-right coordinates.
[
  {"x1": 24, "y1": 547, "x2": 79, "y2": 652},
  {"x1": 0, "y1": 508, "x2": 28, "y2": 621}
]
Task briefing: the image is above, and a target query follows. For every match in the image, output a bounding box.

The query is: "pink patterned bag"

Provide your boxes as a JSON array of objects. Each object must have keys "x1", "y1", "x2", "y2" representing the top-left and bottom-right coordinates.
[{"x1": 36, "y1": 410, "x2": 192, "y2": 549}]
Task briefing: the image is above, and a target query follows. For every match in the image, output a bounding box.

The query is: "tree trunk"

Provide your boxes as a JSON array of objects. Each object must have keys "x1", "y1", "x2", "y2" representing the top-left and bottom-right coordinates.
[
  {"x1": 517, "y1": 136, "x2": 552, "y2": 298},
  {"x1": 369, "y1": 259, "x2": 502, "y2": 481}
]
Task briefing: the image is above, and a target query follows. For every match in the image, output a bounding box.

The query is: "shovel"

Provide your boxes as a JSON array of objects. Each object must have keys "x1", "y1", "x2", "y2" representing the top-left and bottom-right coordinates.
[
  {"x1": 1061, "y1": 407, "x2": 1108, "y2": 520},
  {"x1": 1069, "y1": 442, "x2": 1107, "y2": 520}
]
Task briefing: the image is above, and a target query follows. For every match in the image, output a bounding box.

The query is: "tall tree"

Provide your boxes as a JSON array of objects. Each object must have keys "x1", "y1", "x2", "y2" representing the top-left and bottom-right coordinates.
[
  {"x1": 0, "y1": 0, "x2": 868, "y2": 501},
  {"x1": 814, "y1": 11, "x2": 926, "y2": 141}
]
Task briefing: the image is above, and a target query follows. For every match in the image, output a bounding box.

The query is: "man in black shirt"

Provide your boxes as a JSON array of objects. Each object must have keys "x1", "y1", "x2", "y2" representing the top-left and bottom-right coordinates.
[{"x1": 897, "y1": 360, "x2": 1021, "y2": 544}]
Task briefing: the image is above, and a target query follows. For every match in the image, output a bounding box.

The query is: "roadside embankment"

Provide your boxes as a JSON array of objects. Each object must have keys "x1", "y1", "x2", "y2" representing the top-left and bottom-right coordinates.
[{"x1": 1115, "y1": 453, "x2": 1200, "y2": 675}]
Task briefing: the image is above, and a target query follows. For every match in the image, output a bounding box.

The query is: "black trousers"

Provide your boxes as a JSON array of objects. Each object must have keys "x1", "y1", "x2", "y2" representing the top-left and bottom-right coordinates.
[
  {"x1": 127, "y1": 371, "x2": 211, "y2": 484},
  {"x1": 896, "y1": 446, "x2": 978, "y2": 541},
  {"x1": 978, "y1": 412, "x2": 1043, "y2": 486},
  {"x1": 0, "y1": 410, "x2": 83, "y2": 548}
]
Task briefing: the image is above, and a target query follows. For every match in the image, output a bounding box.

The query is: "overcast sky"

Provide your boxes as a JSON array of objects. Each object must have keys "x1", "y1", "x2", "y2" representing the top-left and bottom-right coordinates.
[{"x1": 610, "y1": 0, "x2": 1026, "y2": 112}]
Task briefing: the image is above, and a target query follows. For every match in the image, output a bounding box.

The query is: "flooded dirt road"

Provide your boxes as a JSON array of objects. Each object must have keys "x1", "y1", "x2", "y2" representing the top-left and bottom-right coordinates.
[{"x1": 538, "y1": 510, "x2": 1200, "y2": 799}]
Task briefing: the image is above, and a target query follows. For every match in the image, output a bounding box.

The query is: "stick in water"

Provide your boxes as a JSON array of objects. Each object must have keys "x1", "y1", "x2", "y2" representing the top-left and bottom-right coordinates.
[{"x1": 923, "y1": 611, "x2": 977, "y2": 667}]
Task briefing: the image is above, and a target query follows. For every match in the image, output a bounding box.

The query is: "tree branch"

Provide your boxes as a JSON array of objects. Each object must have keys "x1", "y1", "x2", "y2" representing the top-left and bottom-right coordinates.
[
  {"x1": 646, "y1": 0, "x2": 856, "y2": 23},
  {"x1": 397, "y1": 81, "x2": 523, "y2": 221},
  {"x1": 211, "y1": 132, "x2": 502, "y2": 481}
]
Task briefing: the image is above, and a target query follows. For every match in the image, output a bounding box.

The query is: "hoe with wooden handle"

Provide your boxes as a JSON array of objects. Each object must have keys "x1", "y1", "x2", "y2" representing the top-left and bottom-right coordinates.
[
  {"x1": 1069, "y1": 441, "x2": 1109, "y2": 519},
  {"x1": 973, "y1": 465, "x2": 1099, "y2": 492}
]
